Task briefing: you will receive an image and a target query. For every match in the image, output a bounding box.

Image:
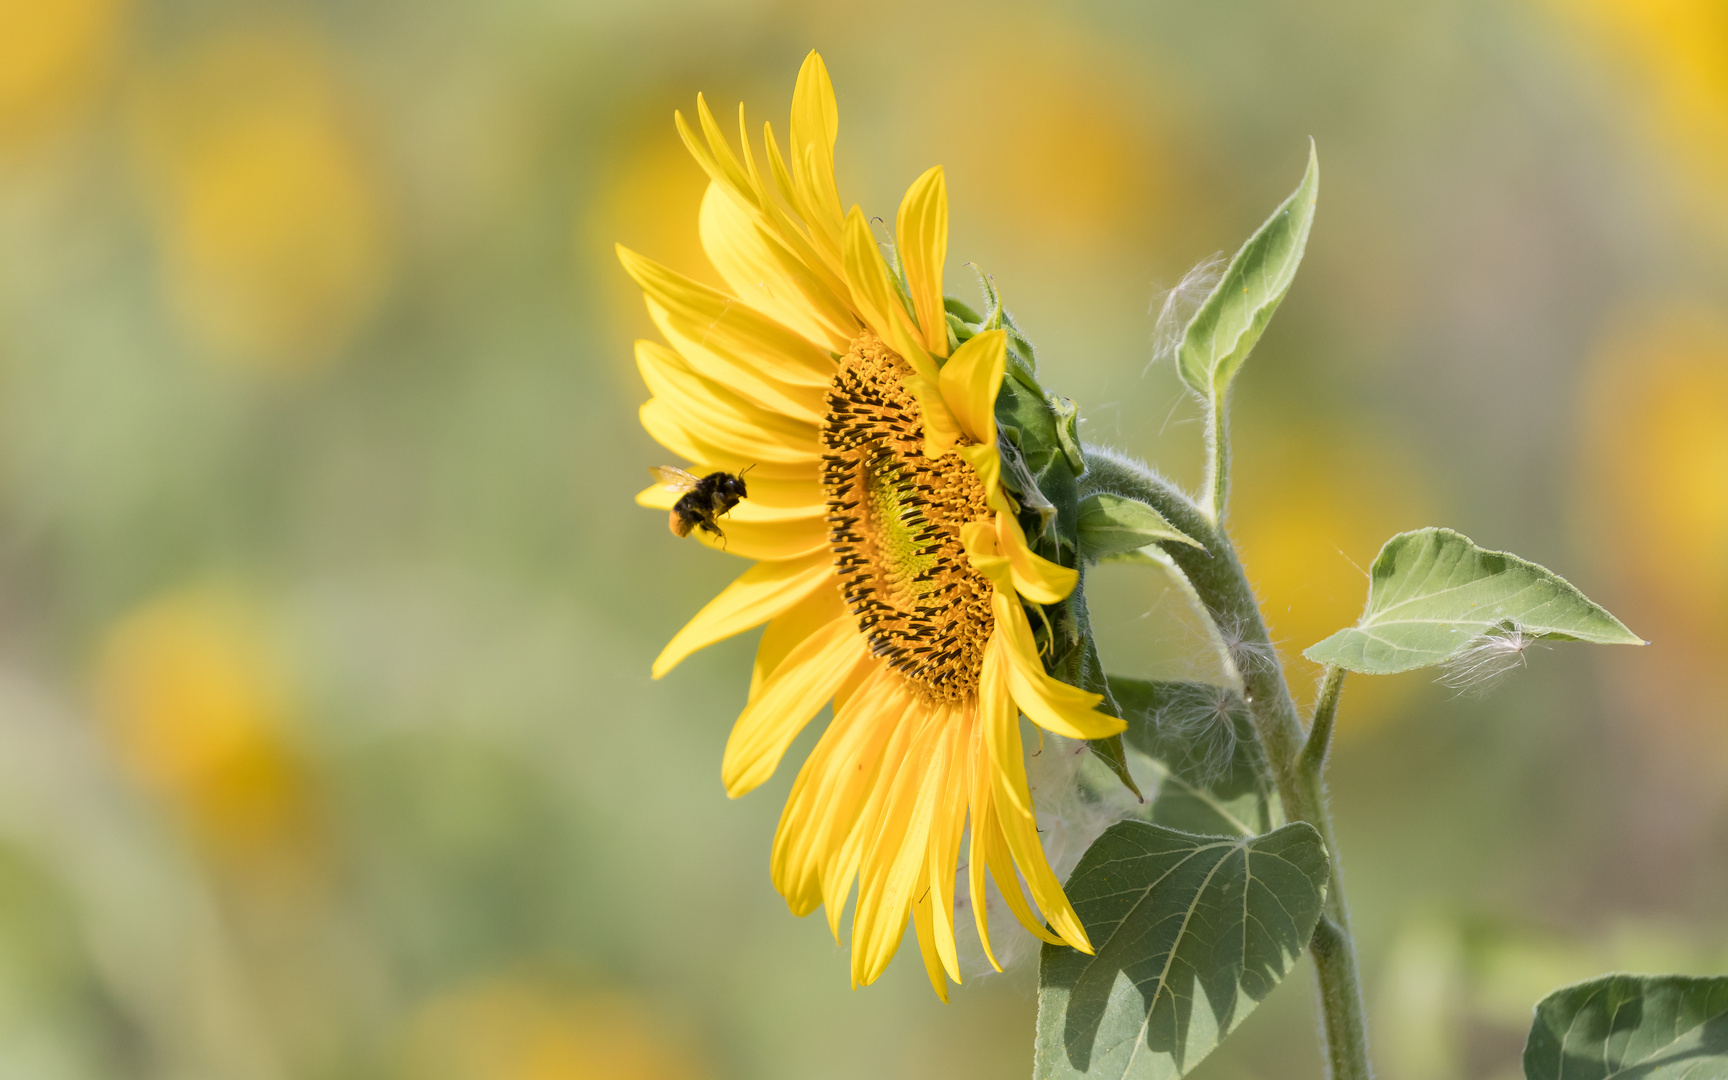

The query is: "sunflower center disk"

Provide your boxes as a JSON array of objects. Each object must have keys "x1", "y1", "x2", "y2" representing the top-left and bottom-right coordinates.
[{"x1": 821, "y1": 332, "x2": 995, "y2": 702}]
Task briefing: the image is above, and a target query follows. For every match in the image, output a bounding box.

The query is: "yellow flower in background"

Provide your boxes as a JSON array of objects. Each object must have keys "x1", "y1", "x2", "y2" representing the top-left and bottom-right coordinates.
[
  {"x1": 404, "y1": 981, "x2": 707, "y2": 1080},
  {"x1": 1545, "y1": 0, "x2": 1728, "y2": 234},
  {"x1": 1231, "y1": 426, "x2": 1431, "y2": 729},
  {"x1": 130, "y1": 29, "x2": 390, "y2": 374},
  {"x1": 95, "y1": 589, "x2": 320, "y2": 864},
  {"x1": 0, "y1": 0, "x2": 125, "y2": 150},
  {"x1": 1580, "y1": 309, "x2": 1728, "y2": 642},
  {"x1": 619, "y1": 52, "x2": 1125, "y2": 997}
]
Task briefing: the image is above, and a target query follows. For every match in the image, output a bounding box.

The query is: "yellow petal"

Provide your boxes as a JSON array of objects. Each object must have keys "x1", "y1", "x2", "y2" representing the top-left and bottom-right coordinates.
[
  {"x1": 827, "y1": 680, "x2": 921, "y2": 939},
  {"x1": 964, "y1": 716, "x2": 1064, "y2": 956},
  {"x1": 689, "y1": 502, "x2": 830, "y2": 562},
  {"x1": 961, "y1": 516, "x2": 1013, "y2": 589},
  {"x1": 991, "y1": 588, "x2": 1124, "y2": 741},
  {"x1": 896, "y1": 166, "x2": 949, "y2": 358},
  {"x1": 839, "y1": 207, "x2": 938, "y2": 382},
  {"x1": 925, "y1": 712, "x2": 970, "y2": 983},
  {"x1": 852, "y1": 703, "x2": 948, "y2": 987},
  {"x1": 638, "y1": 399, "x2": 816, "y2": 482},
  {"x1": 637, "y1": 339, "x2": 820, "y2": 465},
  {"x1": 618, "y1": 245, "x2": 833, "y2": 417},
  {"x1": 979, "y1": 637, "x2": 1091, "y2": 952},
  {"x1": 904, "y1": 374, "x2": 963, "y2": 460},
  {"x1": 910, "y1": 861, "x2": 950, "y2": 1002},
  {"x1": 751, "y1": 582, "x2": 845, "y2": 697},
  {"x1": 724, "y1": 613, "x2": 869, "y2": 797},
  {"x1": 698, "y1": 183, "x2": 858, "y2": 353},
  {"x1": 939, "y1": 329, "x2": 1005, "y2": 445},
  {"x1": 788, "y1": 52, "x2": 845, "y2": 260},
  {"x1": 770, "y1": 665, "x2": 898, "y2": 916},
  {"x1": 652, "y1": 551, "x2": 836, "y2": 678},
  {"x1": 958, "y1": 442, "x2": 1013, "y2": 513},
  {"x1": 635, "y1": 476, "x2": 822, "y2": 512},
  {"x1": 996, "y1": 510, "x2": 1078, "y2": 604}
]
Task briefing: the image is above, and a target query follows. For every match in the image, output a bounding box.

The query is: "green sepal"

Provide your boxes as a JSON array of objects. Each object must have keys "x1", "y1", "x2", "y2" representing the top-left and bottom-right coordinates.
[
  {"x1": 1176, "y1": 142, "x2": 1319, "y2": 398},
  {"x1": 1050, "y1": 396, "x2": 1086, "y2": 474},
  {"x1": 1077, "y1": 492, "x2": 1203, "y2": 563}
]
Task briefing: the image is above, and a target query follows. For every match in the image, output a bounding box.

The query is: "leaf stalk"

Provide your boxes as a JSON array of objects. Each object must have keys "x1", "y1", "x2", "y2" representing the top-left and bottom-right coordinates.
[{"x1": 1080, "y1": 447, "x2": 1374, "y2": 1080}]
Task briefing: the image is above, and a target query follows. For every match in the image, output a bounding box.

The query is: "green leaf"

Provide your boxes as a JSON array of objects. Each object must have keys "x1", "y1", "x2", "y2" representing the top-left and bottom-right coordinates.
[
  {"x1": 1524, "y1": 973, "x2": 1728, "y2": 1079},
  {"x1": 1078, "y1": 494, "x2": 1201, "y2": 563},
  {"x1": 1111, "y1": 678, "x2": 1278, "y2": 837},
  {"x1": 1304, "y1": 527, "x2": 1644, "y2": 676},
  {"x1": 1176, "y1": 142, "x2": 1319, "y2": 397},
  {"x1": 1035, "y1": 821, "x2": 1329, "y2": 1079}
]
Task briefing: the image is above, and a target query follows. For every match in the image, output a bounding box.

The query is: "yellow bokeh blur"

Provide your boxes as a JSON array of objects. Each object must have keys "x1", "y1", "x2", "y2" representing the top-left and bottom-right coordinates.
[
  {"x1": 95, "y1": 589, "x2": 320, "y2": 864},
  {"x1": 404, "y1": 980, "x2": 708, "y2": 1080},
  {"x1": 1231, "y1": 425, "x2": 1432, "y2": 729},
  {"x1": 1546, "y1": 0, "x2": 1728, "y2": 235},
  {"x1": 0, "y1": 0, "x2": 126, "y2": 150},
  {"x1": 130, "y1": 29, "x2": 390, "y2": 374},
  {"x1": 932, "y1": 26, "x2": 1174, "y2": 252},
  {"x1": 1579, "y1": 306, "x2": 1728, "y2": 646},
  {"x1": 584, "y1": 105, "x2": 734, "y2": 357}
]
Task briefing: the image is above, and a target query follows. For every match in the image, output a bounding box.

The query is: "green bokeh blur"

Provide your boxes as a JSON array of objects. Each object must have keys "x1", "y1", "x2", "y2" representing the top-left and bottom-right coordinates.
[{"x1": 2, "y1": 1, "x2": 1726, "y2": 1078}]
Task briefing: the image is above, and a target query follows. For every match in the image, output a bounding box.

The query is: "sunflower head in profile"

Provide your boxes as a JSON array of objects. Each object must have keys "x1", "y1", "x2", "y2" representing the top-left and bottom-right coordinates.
[{"x1": 618, "y1": 50, "x2": 1126, "y2": 998}]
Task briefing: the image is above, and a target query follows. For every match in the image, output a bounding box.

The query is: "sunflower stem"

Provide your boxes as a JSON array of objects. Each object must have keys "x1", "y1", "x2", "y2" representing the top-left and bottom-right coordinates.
[{"x1": 1079, "y1": 446, "x2": 1374, "y2": 1080}]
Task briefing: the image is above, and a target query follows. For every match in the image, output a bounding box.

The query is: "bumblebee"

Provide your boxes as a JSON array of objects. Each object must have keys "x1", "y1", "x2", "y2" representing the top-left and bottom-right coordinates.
[{"x1": 650, "y1": 465, "x2": 750, "y2": 540}]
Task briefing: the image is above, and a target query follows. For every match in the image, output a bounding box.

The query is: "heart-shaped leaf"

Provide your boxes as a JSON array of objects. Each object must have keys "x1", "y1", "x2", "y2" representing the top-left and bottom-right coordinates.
[
  {"x1": 1078, "y1": 494, "x2": 1202, "y2": 563},
  {"x1": 1112, "y1": 677, "x2": 1278, "y2": 837},
  {"x1": 1176, "y1": 143, "x2": 1319, "y2": 397},
  {"x1": 1035, "y1": 821, "x2": 1328, "y2": 1079},
  {"x1": 1304, "y1": 527, "x2": 1643, "y2": 675},
  {"x1": 1524, "y1": 973, "x2": 1728, "y2": 1079}
]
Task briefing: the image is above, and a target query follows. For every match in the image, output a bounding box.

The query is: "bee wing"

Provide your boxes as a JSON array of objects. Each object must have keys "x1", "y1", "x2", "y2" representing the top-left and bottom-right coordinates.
[{"x1": 649, "y1": 465, "x2": 700, "y2": 492}]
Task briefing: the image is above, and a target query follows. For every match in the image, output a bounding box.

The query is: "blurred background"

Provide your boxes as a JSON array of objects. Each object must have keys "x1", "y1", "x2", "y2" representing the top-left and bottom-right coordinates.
[{"x1": 1, "y1": 0, "x2": 1725, "y2": 1077}]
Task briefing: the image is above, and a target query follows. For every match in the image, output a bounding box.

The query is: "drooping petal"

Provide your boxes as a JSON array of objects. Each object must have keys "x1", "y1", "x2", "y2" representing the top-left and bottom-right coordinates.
[
  {"x1": 923, "y1": 710, "x2": 970, "y2": 983},
  {"x1": 653, "y1": 550, "x2": 836, "y2": 678},
  {"x1": 938, "y1": 329, "x2": 1005, "y2": 445},
  {"x1": 895, "y1": 166, "x2": 949, "y2": 358},
  {"x1": 991, "y1": 587, "x2": 1124, "y2": 741},
  {"x1": 995, "y1": 510, "x2": 1078, "y2": 605},
  {"x1": 770, "y1": 666, "x2": 899, "y2": 916},
  {"x1": 698, "y1": 183, "x2": 857, "y2": 353},
  {"x1": 723, "y1": 613, "x2": 870, "y2": 797},
  {"x1": 909, "y1": 861, "x2": 949, "y2": 1002},
  {"x1": 825, "y1": 678, "x2": 922, "y2": 938},
  {"x1": 964, "y1": 710, "x2": 1064, "y2": 963},
  {"x1": 979, "y1": 643, "x2": 1093, "y2": 953},
  {"x1": 852, "y1": 703, "x2": 950, "y2": 987}
]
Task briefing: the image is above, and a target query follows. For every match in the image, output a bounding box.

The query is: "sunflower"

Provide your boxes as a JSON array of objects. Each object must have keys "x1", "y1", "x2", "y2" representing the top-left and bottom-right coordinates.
[{"x1": 619, "y1": 51, "x2": 1126, "y2": 998}]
